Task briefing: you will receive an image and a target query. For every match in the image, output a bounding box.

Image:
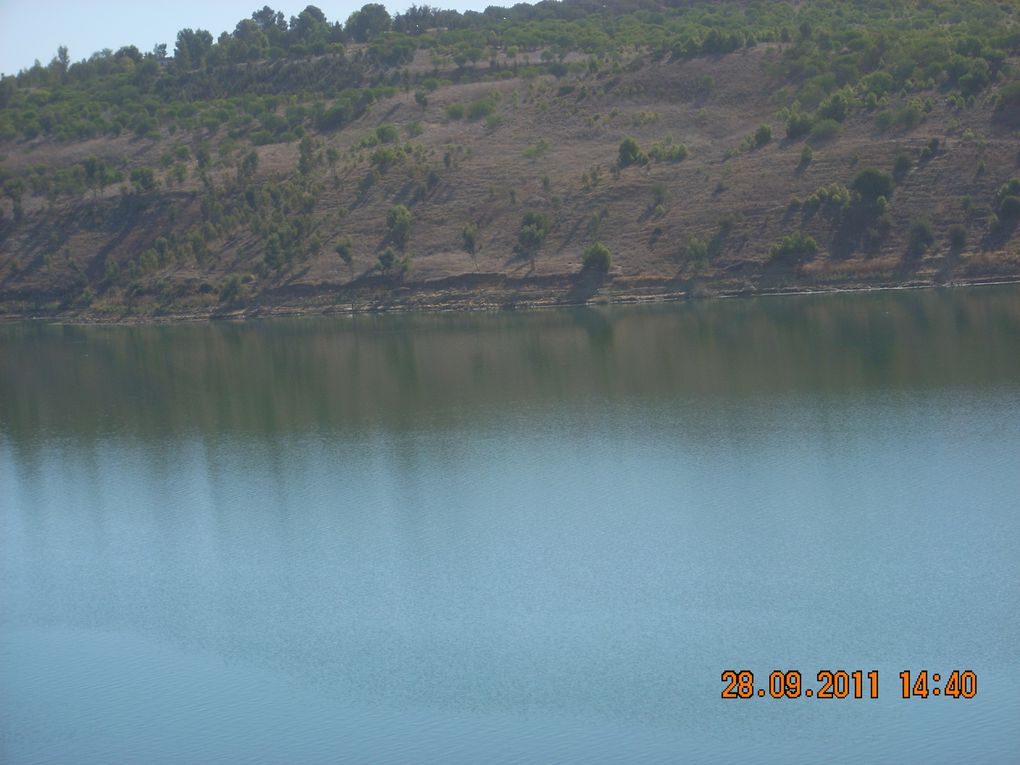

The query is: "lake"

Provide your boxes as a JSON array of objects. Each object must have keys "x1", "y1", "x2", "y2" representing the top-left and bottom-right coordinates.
[{"x1": 2, "y1": 286, "x2": 1019, "y2": 763}]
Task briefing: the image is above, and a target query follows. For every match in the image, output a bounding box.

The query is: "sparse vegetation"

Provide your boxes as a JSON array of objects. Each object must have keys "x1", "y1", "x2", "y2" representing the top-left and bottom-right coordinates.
[
  {"x1": 523, "y1": 140, "x2": 549, "y2": 161},
  {"x1": 2, "y1": 0, "x2": 1020, "y2": 317}
]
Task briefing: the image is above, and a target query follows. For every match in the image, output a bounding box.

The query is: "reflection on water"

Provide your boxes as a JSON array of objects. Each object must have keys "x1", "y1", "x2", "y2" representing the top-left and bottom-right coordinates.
[
  {"x1": 2, "y1": 286, "x2": 1020, "y2": 763},
  {"x1": 3, "y1": 286, "x2": 1020, "y2": 440}
]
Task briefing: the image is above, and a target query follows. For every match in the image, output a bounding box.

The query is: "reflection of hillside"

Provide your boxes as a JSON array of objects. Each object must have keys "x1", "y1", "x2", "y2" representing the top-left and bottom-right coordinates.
[{"x1": 3, "y1": 286, "x2": 1020, "y2": 440}]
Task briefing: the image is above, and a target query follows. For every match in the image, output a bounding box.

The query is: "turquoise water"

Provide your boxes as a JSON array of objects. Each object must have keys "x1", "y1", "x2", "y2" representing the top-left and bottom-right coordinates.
[{"x1": 2, "y1": 287, "x2": 1019, "y2": 762}]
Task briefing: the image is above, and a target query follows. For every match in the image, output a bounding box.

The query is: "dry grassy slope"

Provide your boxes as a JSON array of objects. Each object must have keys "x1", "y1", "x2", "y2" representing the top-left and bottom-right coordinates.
[{"x1": 2, "y1": 45, "x2": 1020, "y2": 317}]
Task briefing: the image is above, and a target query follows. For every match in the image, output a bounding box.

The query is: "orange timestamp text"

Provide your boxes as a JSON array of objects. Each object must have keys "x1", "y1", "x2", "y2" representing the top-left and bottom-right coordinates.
[{"x1": 721, "y1": 669, "x2": 977, "y2": 700}]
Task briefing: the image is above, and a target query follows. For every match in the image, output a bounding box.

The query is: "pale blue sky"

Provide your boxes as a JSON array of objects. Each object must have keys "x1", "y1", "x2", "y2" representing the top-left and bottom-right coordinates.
[{"x1": 0, "y1": 0, "x2": 497, "y2": 76}]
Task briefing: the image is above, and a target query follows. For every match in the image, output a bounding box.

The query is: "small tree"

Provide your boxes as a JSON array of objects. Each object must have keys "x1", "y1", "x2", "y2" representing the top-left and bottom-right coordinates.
[
  {"x1": 376, "y1": 123, "x2": 399, "y2": 144},
  {"x1": 129, "y1": 167, "x2": 156, "y2": 193},
  {"x1": 335, "y1": 237, "x2": 354, "y2": 277},
  {"x1": 220, "y1": 274, "x2": 243, "y2": 305},
  {"x1": 786, "y1": 112, "x2": 813, "y2": 139},
  {"x1": 325, "y1": 147, "x2": 339, "y2": 179},
  {"x1": 618, "y1": 137, "x2": 647, "y2": 167},
  {"x1": 683, "y1": 237, "x2": 709, "y2": 267},
  {"x1": 387, "y1": 204, "x2": 412, "y2": 249},
  {"x1": 462, "y1": 222, "x2": 479, "y2": 255},
  {"x1": 999, "y1": 195, "x2": 1020, "y2": 219},
  {"x1": 377, "y1": 246, "x2": 397, "y2": 272},
  {"x1": 238, "y1": 150, "x2": 258, "y2": 181},
  {"x1": 753, "y1": 124, "x2": 772, "y2": 147},
  {"x1": 298, "y1": 136, "x2": 315, "y2": 175},
  {"x1": 768, "y1": 231, "x2": 818, "y2": 264},
  {"x1": 907, "y1": 219, "x2": 934, "y2": 255},
  {"x1": 582, "y1": 242, "x2": 612, "y2": 273},
  {"x1": 893, "y1": 153, "x2": 912, "y2": 180},
  {"x1": 516, "y1": 211, "x2": 551, "y2": 264},
  {"x1": 948, "y1": 224, "x2": 967, "y2": 252},
  {"x1": 852, "y1": 167, "x2": 895, "y2": 202}
]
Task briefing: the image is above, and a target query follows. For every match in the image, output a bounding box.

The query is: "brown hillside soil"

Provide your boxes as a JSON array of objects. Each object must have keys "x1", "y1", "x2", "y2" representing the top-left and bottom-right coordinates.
[{"x1": 2, "y1": 46, "x2": 1020, "y2": 322}]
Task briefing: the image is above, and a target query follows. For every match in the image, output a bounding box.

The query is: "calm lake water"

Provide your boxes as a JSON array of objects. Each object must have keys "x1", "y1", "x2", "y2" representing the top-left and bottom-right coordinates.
[{"x1": 2, "y1": 286, "x2": 1019, "y2": 763}]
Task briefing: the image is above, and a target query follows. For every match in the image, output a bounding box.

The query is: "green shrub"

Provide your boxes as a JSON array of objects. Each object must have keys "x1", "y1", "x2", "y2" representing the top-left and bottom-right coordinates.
[
  {"x1": 683, "y1": 237, "x2": 709, "y2": 265},
  {"x1": 997, "y1": 82, "x2": 1020, "y2": 109},
  {"x1": 582, "y1": 242, "x2": 612, "y2": 272},
  {"x1": 618, "y1": 137, "x2": 647, "y2": 167},
  {"x1": 852, "y1": 168, "x2": 895, "y2": 202},
  {"x1": 446, "y1": 103, "x2": 465, "y2": 120},
  {"x1": 877, "y1": 101, "x2": 925, "y2": 131},
  {"x1": 335, "y1": 237, "x2": 353, "y2": 269},
  {"x1": 786, "y1": 112, "x2": 813, "y2": 139},
  {"x1": 893, "y1": 153, "x2": 912, "y2": 179},
  {"x1": 467, "y1": 98, "x2": 496, "y2": 121},
  {"x1": 129, "y1": 167, "x2": 156, "y2": 193},
  {"x1": 919, "y1": 137, "x2": 939, "y2": 162},
  {"x1": 907, "y1": 219, "x2": 934, "y2": 254},
  {"x1": 817, "y1": 92, "x2": 848, "y2": 122},
  {"x1": 808, "y1": 118, "x2": 842, "y2": 143},
  {"x1": 799, "y1": 145, "x2": 813, "y2": 167},
  {"x1": 220, "y1": 274, "x2": 243, "y2": 305},
  {"x1": 995, "y1": 178, "x2": 1020, "y2": 200},
  {"x1": 753, "y1": 124, "x2": 772, "y2": 147},
  {"x1": 370, "y1": 145, "x2": 403, "y2": 172},
  {"x1": 807, "y1": 183, "x2": 852, "y2": 211},
  {"x1": 948, "y1": 224, "x2": 967, "y2": 251},
  {"x1": 377, "y1": 247, "x2": 397, "y2": 272},
  {"x1": 999, "y1": 195, "x2": 1020, "y2": 219},
  {"x1": 768, "y1": 231, "x2": 818, "y2": 264},
  {"x1": 386, "y1": 204, "x2": 412, "y2": 249},
  {"x1": 648, "y1": 135, "x2": 687, "y2": 162},
  {"x1": 462, "y1": 222, "x2": 479, "y2": 254},
  {"x1": 376, "y1": 123, "x2": 399, "y2": 143},
  {"x1": 650, "y1": 183, "x2": 669, "y2": 208},
  {"x1": 516, "y1": 211, "x2": 551, "y2": 257},
  {"x1": 524, "y1": 140, "x2": 548, "y2": 160}
]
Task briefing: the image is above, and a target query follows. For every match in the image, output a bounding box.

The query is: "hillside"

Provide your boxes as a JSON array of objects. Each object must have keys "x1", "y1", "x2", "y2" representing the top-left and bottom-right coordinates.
[{"x1": 2, "y1": 0, "x2": 1020, "y2": 320}]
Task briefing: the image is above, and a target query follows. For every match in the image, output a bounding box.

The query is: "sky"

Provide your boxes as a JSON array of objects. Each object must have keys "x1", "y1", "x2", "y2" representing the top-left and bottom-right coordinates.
[{"x1": 0, "y1": 0, "x2": 498, "y2": 77}]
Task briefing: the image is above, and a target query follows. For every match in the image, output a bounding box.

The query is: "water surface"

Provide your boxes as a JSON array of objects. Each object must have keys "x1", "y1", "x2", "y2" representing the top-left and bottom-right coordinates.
[{"x1": 2, "y1": 287, "x2": 1019, "y2": 763}]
